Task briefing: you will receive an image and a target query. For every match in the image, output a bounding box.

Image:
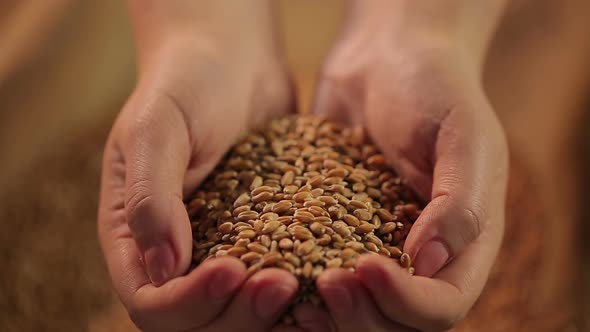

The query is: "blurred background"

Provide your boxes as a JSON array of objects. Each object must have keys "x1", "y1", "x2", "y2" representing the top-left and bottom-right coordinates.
[{"x1": 0, "y1": 1, "x2": 589, "y2": 331}]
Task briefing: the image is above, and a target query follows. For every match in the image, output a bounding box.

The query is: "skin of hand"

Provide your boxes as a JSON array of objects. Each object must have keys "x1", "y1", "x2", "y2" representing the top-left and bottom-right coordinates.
[
  {"x1": 288, "y1": 1, "x2": 510, "y2": 331},
  {"x1": 98, "y1": 2, "x2": 299, "y2": 331}
]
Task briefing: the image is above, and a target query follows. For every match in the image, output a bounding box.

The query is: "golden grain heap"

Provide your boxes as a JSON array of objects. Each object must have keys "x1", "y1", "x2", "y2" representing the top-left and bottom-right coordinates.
[{"x1": 186, "y1": 115, "x2": 421, "y2": 310}]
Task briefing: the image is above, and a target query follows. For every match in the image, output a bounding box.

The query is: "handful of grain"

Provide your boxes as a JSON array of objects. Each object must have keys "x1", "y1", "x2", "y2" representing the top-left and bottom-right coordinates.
[{"x1": 186, "y1": 115, "x2": 421, "y2": 322}]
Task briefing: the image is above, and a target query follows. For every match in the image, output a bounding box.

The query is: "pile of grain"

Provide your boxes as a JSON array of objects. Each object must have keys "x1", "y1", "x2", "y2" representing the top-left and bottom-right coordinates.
[{"x1": 186, "y1": 115, "x2": 421, "y2": 322}]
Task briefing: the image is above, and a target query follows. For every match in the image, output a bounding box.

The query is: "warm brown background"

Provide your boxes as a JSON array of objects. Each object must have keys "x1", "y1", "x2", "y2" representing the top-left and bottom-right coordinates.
[{"x1": 1, "y1": 1, "x2": 589, "y2": 331}]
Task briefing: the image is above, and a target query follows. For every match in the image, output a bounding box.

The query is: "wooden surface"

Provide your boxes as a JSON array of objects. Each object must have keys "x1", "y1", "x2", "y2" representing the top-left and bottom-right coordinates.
[{"x1": 0, "y1": 1, "x2": 589, "y2": 331}]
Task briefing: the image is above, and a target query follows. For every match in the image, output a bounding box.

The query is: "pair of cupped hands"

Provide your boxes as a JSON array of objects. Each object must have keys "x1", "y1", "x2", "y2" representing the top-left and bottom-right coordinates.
[{"x1": 98, "y1": 9, "x2": 508, "y2": 332}]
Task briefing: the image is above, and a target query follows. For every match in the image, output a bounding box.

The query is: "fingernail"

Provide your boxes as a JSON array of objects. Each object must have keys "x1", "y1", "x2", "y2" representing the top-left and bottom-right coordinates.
[
  {"x1": 144, "y1": 242, "x2": 175, "y2": 286},
  {"x1": 208, "y1": 268, "x2": 242, "y2": 301},
  {"x1": 414, "y1": 240, "x2": 450, "y2": 277},
  {"x1": 323, "y1": 286, "x2": 353, "y2": 316},
  {"x1": 255, "y1": 284, "x2": 295, "y2": 319}
]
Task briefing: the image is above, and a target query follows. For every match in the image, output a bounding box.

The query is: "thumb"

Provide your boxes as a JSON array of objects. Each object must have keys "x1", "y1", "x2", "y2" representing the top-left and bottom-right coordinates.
[
  {"x1": 122, "y1": 99, "x2": 193, "y2": 286},
  {"x1": 404, "y1": 108, "x2": 507, "y2": 278}
]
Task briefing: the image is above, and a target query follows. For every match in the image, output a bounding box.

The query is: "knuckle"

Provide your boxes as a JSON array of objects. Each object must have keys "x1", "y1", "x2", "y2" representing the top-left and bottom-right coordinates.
[
  {"x1": 432, "y1": 194, "x2": 487, "y2": 251},
  {"x1": 437, "y1": 194, "x2": 486, "y2": 243},
  {"x1": 124, "y1": 180, "x2": 155, "y2": 229},
  {"x1": 460, "y1": 203, "x2": 485, "y2": 242}
]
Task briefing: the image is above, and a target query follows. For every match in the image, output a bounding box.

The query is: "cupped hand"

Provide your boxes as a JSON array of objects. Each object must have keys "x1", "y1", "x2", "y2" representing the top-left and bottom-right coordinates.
[
  {"x1": 98, "y1": 38, "x2": 298, "y2": 332},
  {"x1": 300, "y1": 22, "x2": 509, "y2": 332}
]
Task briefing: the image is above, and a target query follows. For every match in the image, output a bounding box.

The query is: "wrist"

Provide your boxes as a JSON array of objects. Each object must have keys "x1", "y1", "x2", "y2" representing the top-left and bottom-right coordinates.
[
  {"x1": 127, "y1": 0, "x2": 283, "y2": 72},
  {"x1": 344, "y1": 0, "x2": 508, "y2": 69}
]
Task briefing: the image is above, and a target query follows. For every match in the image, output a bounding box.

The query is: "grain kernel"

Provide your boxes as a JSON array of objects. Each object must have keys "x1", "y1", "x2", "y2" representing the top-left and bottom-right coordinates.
[
  {"x1": 294, "y1": 210, "x2": 315, "y2": 223},
  {"x1": 308, "y1": 175, "x2": 325, "y2": 188},
  {"x1": 343, "y1": 214, "x2": 360, "y2": 227},
  {"x1": 353, "y1": 209, "x2": 372, "y2": 221},
  {"x1": 273, "y1": 200, "x2": 293, "y2": 214},
  {"x1": 318, "y1": 195, "x2": 338, "y2": 206},
  {"x1": 232, "y1": 205, "x2": 251, "y2": 217},
  {"x1": 251, "y1": 185, "x2": 275, "y2": 196},
  {"x1": 247, "y1": 242, "x2": 269, "y2": 254},
  {"x1": 277, "y1": 261, "x2": 295, "y2": 274},
  {"x1": 304, "y1": 200, "x2": 325, "y2": 208},
  {"x1": 250, "y1": 176, "x2": 263, "y2": 190},
  {"x1": 332, "y1": 221, "x2": 351, "y2": 237},
  {"x1": 260, "y1": 212, "x2": 279, "y2": 221},
  {"x1": 285, "y1": 252, "x2": 301, "y2": 267},
  {"x1": 365, "y1": 233, "x2": 383, "y2": 247},
  {"x1": 238, "y1": 229, "x2": 257, "y2": 239},
  {"x1": 293, "y1": 191, "x2": 313, "y2": 203},
  {"x1": 380, "y1": 222, "x2": 397, "y2": 234},
  {"x1": 310, "y1": 188, "x2": 325, "y2": 197},
  {"x1": 284, "y1": 185, "x2": 299, "y2": 195},
  {"x1": 234, "y1": 193, "x2": 251, "y2": 207},
  {"x1": 367, "y1": 154, "x2": 386, "y2": 167},
  {"x1": 323, "y1": 159, "x2": 340, "y2": 169},
  {"x1": 237, "y1": 210, "x2": 259, "y2": 222},
  {"x1": 314, "y1": 216, "x2": 332, "y2": 225},
  {"x1": 302, "y1": 262, "x2": 313, "y2": 278},
  {"x1": 356, "y1": 222, "x2": 374, "y2": 234},
  {"x1": 253, "y1": 219, "x2": 264, "y2": 233},
  {"x1": 400, "y1": 253, "x2": 412, "y2": 268},
  {"x1": 326, "y1": 258, "x2": 343, "y2": 269},
  {"x1": 308, "y1": 205, "x2": 327, "y2": 216},
  {"x1": 279, "y1": 238, "x2": 294, "y2": 250},
  {"x1": 365, "y1": 242, "x2": 379, "y2": 252},
  {"x1": 227, "y1": 247, "x2": 248, "y2": 257},
  {"x1": 342, "y1": 258, "x2": 357, "y2": 268},
  {"x1": 376, "y1": 208, "x2": 394, "y2": 222},
  {"x1": 379, "y1": 247, "x2": 391, "y2": 257},
  {"x1": 246, "y1": 262, "x2": 263, "y2": 278},
  {"x1": 271, "y1": 231, "x2": 291, "y2": 241},
  {"x1": 296, "y1": 240, "x2": 316, "y2": 256},
  {"x1": 318, "y1": 234, "x2": 332, "y2": 246},
  {"x1": 260, "y1": 235, "x2": 271, "y2": 247},
  {"x1": 310, "y1": 222, "x2": 325, "y2": 235},
  {"x1": 252, "y1": 191, "x2": 274, "y2": 203},
  {"x1": 261, "y1": 220, "x2": 281, "y2": 234},
  {"x1": 290, "y1": 227, "x2": 314, "y2": 241},
  {"x1": 218, "y1": 222, "x2": 233, "y2": 234},
  {"x1": 327, "y1": 167, "x2": 349, "y2": 178},
  {"x1": 341, "y1": 248, "x2": 357, "y2": 260},
  {"x1": 262, "y1": 252, "x2": 283, "y2": 267},
  {"x1": 234, "y1": 238, "x2": 250, "y2": 247}
]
